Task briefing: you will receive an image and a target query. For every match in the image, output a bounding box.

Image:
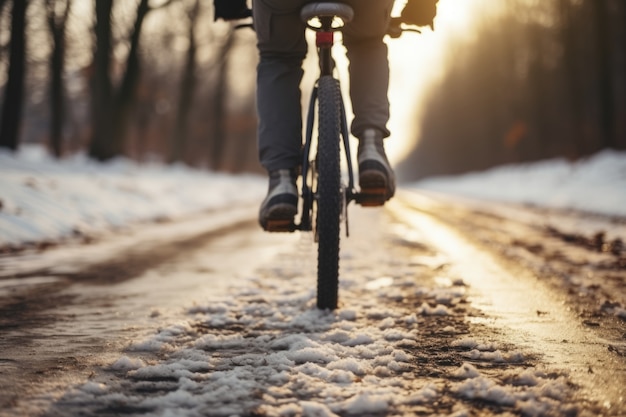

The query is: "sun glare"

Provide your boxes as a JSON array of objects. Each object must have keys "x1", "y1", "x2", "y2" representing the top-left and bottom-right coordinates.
[
  {"x1": 436, "y1": 0, "x2": 478, "y2": 33},
  {"x1": 385, "y1": 0, "x2": 487, "y2": 163}
]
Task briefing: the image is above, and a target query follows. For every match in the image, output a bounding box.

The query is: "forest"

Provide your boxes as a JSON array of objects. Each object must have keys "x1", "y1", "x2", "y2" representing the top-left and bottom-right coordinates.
[
  {"x1": 399, "y1": 0, "x2": 626, "y2": 180},
  {"x1": 0, "y1": 0, "x2": 260, "y2": 172},
  {"x1": 1, "y1": 0, "x2": 625, "y2": 179}
]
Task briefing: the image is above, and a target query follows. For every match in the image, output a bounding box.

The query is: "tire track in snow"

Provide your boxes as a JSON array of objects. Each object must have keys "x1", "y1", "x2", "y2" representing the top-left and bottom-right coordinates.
[{"x1": 38, "y1": 206, "x2": 615, "y2": 416}]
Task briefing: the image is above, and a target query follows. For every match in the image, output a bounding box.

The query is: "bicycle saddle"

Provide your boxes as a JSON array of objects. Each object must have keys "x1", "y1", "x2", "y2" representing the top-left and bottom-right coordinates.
[{"x1": 300, "y1": 2, "x2": 354, "y2": 24}]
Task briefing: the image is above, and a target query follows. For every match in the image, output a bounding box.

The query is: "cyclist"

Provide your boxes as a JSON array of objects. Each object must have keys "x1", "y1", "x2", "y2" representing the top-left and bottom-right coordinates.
[{"x1": 214, "y1": 0, "x2": 438, "y2": 230}]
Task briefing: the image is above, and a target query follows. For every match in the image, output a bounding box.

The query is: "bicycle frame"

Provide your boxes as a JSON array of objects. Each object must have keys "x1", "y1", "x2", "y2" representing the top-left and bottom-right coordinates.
[{"x1": 298, "y1": 16, "x2": 357, "y2": 235}]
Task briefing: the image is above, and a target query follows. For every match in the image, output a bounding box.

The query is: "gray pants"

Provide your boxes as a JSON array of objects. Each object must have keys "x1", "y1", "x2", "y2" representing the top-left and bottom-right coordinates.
[{"x1": 254, "y1": 0, "x2": 394, "y2": 172}]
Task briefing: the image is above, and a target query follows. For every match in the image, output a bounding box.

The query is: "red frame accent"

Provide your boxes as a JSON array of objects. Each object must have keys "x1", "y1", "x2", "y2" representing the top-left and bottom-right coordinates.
[{"x1": 316, "y1": 31, "x2": 334, "y2": 47}]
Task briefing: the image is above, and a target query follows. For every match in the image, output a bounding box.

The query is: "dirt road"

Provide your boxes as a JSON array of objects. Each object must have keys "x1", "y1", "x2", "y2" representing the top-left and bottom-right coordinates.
[{"x1": 0, "y1": 193, "x2": 624, "y2": 416}]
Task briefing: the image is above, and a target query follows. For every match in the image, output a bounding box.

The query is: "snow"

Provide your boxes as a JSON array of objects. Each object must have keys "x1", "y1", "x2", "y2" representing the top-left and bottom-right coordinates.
[
  {"x1": 50, "y1": 259, "x2": 580, "y2": 416},
  {"x1": 3, "y1": 146, "x2": 625, "y2": 250},
  {"x1": 411, "y1": 150, "x2": 626, "y2": 218},
  {"x1": 0, "y1": 145, "x2": 265, "y2": 248},
  {"x1": 3, "y1": 146, "x2": 625, "y2": 415},
  {"x1": 108, "y1": 356, "x2": 146, "y2": 372}
]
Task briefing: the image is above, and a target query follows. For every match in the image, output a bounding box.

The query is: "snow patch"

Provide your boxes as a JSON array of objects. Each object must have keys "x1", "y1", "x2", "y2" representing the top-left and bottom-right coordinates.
[
  {"x1": 412, "y1": 150, "x2": 626, "y2": 217},
  {"x1": 108, "y1": 356, "x2": 146, "y2": 371},
  {"x1": 0, "y1": 145, "x2": 264, "y2": 247}
]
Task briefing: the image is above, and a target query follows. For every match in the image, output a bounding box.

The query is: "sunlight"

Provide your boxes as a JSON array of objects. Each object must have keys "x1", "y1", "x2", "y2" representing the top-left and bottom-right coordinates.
[
  {"x1": 385, "y1": 0, "x2": 489, "y2": 163},
  {"x1": 435, "y1": 0, "x2": 480, "y2": 33}
]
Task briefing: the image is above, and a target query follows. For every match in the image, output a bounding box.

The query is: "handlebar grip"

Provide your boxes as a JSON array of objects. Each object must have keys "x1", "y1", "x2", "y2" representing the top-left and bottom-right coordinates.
[
  {"x1": 387, "y1": 17, "x2": 403, "y2": 38},
  {"x1": 387, "y1": 16, "x2": 424, "y2": 37}
]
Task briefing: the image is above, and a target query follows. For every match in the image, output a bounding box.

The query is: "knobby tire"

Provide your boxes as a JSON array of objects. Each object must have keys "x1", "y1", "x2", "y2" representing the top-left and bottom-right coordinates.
[{"x1": 316, "y1": 76, "x2": 342, "y2": 310}]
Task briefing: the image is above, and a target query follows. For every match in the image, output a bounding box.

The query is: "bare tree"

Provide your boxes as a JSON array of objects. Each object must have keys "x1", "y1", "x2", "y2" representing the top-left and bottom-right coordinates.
[
  {"x1": 88, "y1": 0, "x2": 114, "y2": 160},
  {"x1": 621, "y1": 0, "x2": 626, "y2": 148},
  {"x1": 398, "y1": 0, "x2": 626, "y2": 180},
  {"x1": 89, "y1": 0, "x2": 173, "y2": 161},
  {"x1": 45, "y1": 0, "x2": 72, "y2": 158},
  {"x1": 209, "y1": 28, "x2": 236, "y2": 171},
  {"x1": 590, "y1": 0, "x2": 616, "y2": 149},
  {"x1": 0, "y1": 0, "x2": 28, "y2": 151},
  {"x1": 110, "y1": 0, "x2": 151, "y2": 158},
  {"x1": 169, "y1": 0, "x2": 200, "y2": 164},
  {"x1": 557, "y1": 0, "x2": 586, "y2": 156}
]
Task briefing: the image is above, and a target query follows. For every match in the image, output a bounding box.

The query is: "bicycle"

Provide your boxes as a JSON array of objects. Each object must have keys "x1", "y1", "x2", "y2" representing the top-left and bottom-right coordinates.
[
  {"x1": 244, "y1": 3, "x2": 419, "y2": 310},
  {"x1": 295, "y1": 2, "x2": 357, "y2": 311}
]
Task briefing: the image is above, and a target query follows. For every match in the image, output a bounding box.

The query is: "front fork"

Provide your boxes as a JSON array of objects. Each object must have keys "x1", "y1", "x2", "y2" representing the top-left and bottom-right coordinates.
[
  {"x1": 296, "y1": 22, "x2": 357, "y2": 236},
  {"x1": 298, "y1": 79, "x2": 356, "y2": 237}
]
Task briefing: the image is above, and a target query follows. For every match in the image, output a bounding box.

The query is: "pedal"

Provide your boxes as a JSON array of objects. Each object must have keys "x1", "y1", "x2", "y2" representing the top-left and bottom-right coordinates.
[
  {"x1": 356, "y1": 189, "x2": 387, "y2": 207},
  {"x1": 265, "y1": 219, "x2": 297, "y2": 233}
]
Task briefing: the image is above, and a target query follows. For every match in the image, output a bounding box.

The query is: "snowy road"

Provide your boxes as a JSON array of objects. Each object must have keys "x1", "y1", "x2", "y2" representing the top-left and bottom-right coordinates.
[{"x1": 0, "y1": 194, "x2": 625, "y2": 416}]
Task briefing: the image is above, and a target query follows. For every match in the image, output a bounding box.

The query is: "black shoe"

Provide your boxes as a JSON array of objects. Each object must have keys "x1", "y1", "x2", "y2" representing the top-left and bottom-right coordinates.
[
  {"x1": 357, "y1": 129, "x2": 396, "y2": 206},
  {"x1": 259, "y1": 169, "x2": 298, "y2": 232}
]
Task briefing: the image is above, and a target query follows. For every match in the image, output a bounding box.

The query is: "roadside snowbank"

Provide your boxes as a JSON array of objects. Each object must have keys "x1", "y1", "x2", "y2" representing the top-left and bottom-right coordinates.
[
  {"x1": 0, "y1": 145, "x2": 265, "y2": 248},
  {"x1": 411, "y1": 150, "x2": 626, "y2": 217},
  {"x1": 2, "y1": 146, "x2": 625, "y2": 249}
]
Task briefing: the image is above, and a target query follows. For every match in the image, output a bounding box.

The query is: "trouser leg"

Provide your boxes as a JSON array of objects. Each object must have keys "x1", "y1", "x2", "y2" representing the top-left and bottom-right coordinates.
[
  {"x1": 342, "y1": 0, "x2": 393, "y2": 139},
  {"x1": 256, "y1": 57, "x2": 305, "y2": 172},
  {"x1": 253, "y1": 0, "x2": 308, "y2": 172},
  {"x1": 253, "y1": 0, "x2": 393, "y2": 171}
]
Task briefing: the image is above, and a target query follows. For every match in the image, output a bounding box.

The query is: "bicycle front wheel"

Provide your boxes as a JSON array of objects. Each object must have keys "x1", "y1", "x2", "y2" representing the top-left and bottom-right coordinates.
[{"x1": 316, "y1": 76, "x2": 342, "y2": 310}]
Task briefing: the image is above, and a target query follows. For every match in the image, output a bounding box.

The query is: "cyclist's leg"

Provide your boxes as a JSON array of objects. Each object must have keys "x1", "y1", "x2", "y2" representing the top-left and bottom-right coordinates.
[
  {"x1": 253, "y1": 0, "x2": 309, "y2": 229},
  {"x1": 253, "y1": 0, "x2": 309, "y2": 172},
  {"x1": 342, "y1": 0, "x2": 393, "y2": 140},
  {"x1": 343, "y1": 0, "x2": 396, "y2": 203}
]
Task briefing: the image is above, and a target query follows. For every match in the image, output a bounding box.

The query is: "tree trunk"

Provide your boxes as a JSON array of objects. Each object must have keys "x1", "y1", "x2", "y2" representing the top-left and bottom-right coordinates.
[
  {"x1": 526, "y1": 25, "x2": 551, "y2": 157},
  {"x1": 591, "y1": 0, "x2": 615, "y2": 149},
  {"x1": 47, "y1": 0, "x2": 72, "y2": 158},
  {"x1": 0, "y1": 0, "x2": 28, "y2": 151},
  {"x1": 88, "y1": 0, "x2": 114, "y2": 161},
  {"x1": 111, "y1": 0, "x2": 150, "y2": 158},
  {"x1": 88, "y1": 0, "x2": 172, "y2": 161},
  {"x1": 169, "y1": 0, "x2": 200, "y2": 164},
  {"x1": 621, "y1": 0, "x2": 626, "y2": 148},
  {"x1": 210, "y1": 29, "x2": 235, "y2": 171},
  {"x1": 557, "y1": 0, "x2": 586, "y2": 156}
]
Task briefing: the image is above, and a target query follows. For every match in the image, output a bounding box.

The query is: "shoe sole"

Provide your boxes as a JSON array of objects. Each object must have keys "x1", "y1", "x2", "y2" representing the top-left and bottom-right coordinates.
[
  {"x1": 262, "y1": 204, "x2": 298, "y2": 232},
  {"x1": 358, "y1": 170, "x2": 390, "y2": 207}
]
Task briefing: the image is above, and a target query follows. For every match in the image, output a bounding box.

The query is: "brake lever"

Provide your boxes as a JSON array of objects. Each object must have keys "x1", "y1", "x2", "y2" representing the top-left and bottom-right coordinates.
[{"x1": 387, "y1": 17, "x2": 422, "y2": 38}]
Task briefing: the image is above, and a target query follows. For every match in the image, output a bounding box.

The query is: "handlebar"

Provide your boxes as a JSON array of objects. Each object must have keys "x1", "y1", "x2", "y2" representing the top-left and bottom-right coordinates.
[
  {"x1": 386, "y1": 17, "x2": 423, "y2": 38},
  {"x1": 231, "y1": 15, "x2": 426, "y2": 38}
]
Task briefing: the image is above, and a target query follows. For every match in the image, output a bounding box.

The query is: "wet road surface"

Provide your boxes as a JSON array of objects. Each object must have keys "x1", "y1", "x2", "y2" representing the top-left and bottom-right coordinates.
[{"x1": 0, "y1": 195, "x2": 624, "y2": 416}]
